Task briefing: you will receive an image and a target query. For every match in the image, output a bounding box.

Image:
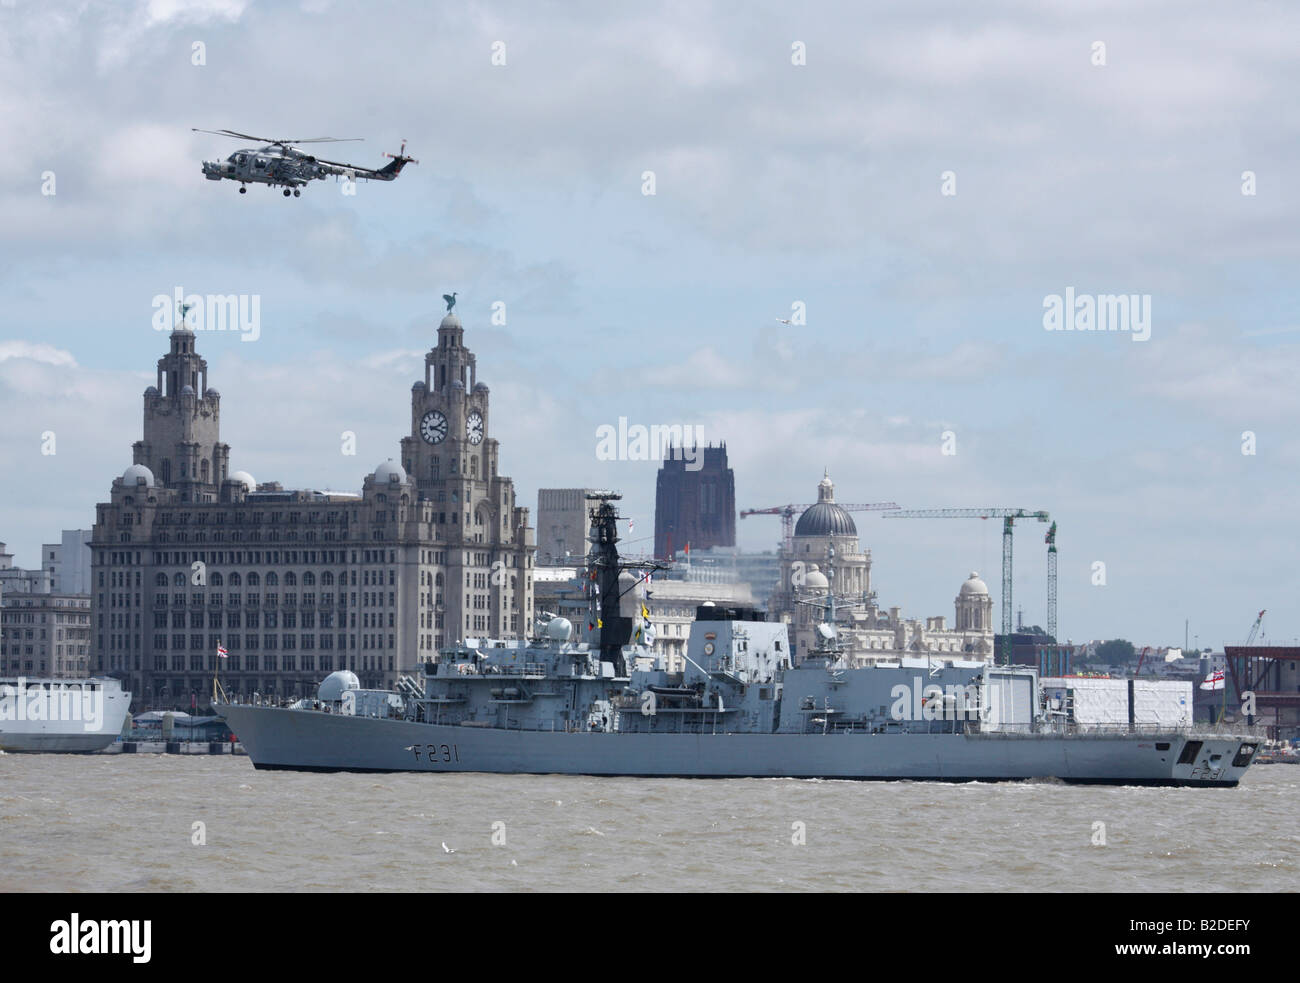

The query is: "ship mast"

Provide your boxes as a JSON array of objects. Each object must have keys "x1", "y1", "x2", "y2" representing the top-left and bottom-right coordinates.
[{"x1": 584, "y1": 492, "x2": 668, "y2": 676}]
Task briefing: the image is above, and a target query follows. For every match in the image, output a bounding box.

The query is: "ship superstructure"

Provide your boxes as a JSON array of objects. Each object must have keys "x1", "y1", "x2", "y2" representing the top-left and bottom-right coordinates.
[{"x1": 217, "y1": 498, "x2": 1258, "y2": 785}]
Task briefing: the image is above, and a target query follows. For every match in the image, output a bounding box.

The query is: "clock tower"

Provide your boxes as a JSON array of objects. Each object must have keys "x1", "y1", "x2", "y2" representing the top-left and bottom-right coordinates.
[
  {"x1": 399, "y1": 305, "x2": 534, "y2": 643},
  {"x1": 401, "y1": 310, "x2": 496, "y2": 495}
]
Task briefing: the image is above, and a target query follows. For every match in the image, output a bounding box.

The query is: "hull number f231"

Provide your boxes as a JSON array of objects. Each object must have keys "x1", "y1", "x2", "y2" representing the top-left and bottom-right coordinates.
[{"x1": 407, "y1": 743, "x2": 460, "y2": 765}]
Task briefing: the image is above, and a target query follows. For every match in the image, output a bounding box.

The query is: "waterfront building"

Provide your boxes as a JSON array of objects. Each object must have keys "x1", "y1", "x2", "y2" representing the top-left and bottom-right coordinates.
[
  {"x1": 0, "y1": 541, "x2": 93, "y2": 678},
  {"x1": 767, "y1": 472, "x2": 995, "y2": 665},
  {"x1": 91, "y1": 306, "x2": 534, "y2": 709},
  {"x1": 536, "y1": 488, "x2": 599, "y2": 564}
]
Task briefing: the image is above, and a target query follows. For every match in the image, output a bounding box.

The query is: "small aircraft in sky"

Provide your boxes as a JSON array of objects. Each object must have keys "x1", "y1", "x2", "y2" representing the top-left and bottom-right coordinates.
[{"x1": 193, "y1": 128, "x2": 418, "y2": 196}]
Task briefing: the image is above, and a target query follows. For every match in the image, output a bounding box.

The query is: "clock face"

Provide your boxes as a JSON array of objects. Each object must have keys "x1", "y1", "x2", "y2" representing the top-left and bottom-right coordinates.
[
  {"x1": 420, "y1": 410, "x2": 448, "y2": 444},
  {"x1": 466, "y1": 411, "x2": 484, "y2": 445}
]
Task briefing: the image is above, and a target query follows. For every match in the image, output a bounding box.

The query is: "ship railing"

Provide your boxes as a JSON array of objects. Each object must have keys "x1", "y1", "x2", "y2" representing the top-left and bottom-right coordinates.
[{"x1": 968, "y1": 721, "x2": 1269, "y2": 739}]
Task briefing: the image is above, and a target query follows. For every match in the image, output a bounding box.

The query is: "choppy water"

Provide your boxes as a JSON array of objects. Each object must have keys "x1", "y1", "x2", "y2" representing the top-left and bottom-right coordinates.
[{"x1": 0, "y1": 754, "x2": 1295, "y2": 892}]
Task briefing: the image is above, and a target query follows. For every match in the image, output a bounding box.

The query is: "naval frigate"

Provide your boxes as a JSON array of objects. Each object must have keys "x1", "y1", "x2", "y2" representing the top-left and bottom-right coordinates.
[{"x1": 216, "y1": 495, "x2": 1259, "y2": 786}]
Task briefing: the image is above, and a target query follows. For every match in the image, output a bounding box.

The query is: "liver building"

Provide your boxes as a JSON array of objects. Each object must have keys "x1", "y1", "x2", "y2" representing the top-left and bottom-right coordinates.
[{"x1": 91, "y1": 304, "x2": 534, "y2": 709}]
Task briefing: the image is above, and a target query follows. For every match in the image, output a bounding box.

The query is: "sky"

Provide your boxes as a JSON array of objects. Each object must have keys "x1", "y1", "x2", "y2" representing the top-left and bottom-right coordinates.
[{"x1": 1, "y1": 0, "x2": 1298, "y2": 651}]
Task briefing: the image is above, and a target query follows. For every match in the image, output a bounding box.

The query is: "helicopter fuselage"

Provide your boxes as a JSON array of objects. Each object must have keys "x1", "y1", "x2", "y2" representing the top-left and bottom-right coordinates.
[
  {"x1": 202, "y1": 148, "x2": 326, "y2": 189},
  {"x1": 198, "y1": 141, "x2": 413, "y2": 195}
]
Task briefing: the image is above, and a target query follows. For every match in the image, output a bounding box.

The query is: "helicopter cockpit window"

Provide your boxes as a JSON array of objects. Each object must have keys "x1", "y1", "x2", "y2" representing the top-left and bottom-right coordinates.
[
  {"x1": 236, "y1": 154, "x2": 247, "y2": 164},
  {"x1": 253, "y1": 158, "x2": 266, "y2": 169}
]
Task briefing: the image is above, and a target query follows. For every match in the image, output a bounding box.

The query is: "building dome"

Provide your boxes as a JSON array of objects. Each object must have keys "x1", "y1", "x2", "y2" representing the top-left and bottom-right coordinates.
[
  {"x1": 229, "y1": 470, "x2": 256, "y2": 492},
  {"x1": 794, "y1": 470, "x2": 857, "y2": 537},
  {"x1": 181, "y1": 384, "x2": 195, "y2": 395},
  {"x1": 373, "y1": 459, "x2": 407, "y2": 483},
  {"x1": 959, "y1": 572, "x2": 989, "y2": 595},
  {"x1": 122, "y1": 463, "x2": 155, "y2": 487},
  {"x1": 803, "y1": 564, "x2": 829, "y2": 589},
  {"x1": 144, "y1": 385, "x2": 159, "y2": 396},
  {"x1": 473, "y1": 382, "x2": 489, "y2": 393},
  {"x1": 440, "y1": 312, "x2": 462, "y2": 330},
  {"x1": 412, "y1": 381, "x2": 426, "y2": 391}
]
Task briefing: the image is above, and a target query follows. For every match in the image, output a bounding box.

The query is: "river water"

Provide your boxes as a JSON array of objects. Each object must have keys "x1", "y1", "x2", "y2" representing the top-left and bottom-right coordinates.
[{"x1": 1, "y1": 754, "x2": 1295, "y2": 892}]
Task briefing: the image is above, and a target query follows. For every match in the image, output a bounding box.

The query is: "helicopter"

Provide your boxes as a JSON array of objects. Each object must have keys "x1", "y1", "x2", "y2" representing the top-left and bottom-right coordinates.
[{"x1": 193, "y1": 128, "x2": 418, "y2": 196}]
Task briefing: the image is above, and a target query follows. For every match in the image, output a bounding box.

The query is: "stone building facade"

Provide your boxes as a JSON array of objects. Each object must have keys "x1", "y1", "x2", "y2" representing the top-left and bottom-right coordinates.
[
  {"x1": 768, "y1": 472, "x2": 995, "y2": 665},
  {"x1": 91, "y1": 309, "x2": 533, "y2": 709}
]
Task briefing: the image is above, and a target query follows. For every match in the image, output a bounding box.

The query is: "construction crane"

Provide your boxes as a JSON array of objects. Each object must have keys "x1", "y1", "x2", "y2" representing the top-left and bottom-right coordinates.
[
  {"x1": 883, "y1": 508, "x2": 1050, "y2": 664},
  {"x1": 740, "y1": 501, "x2": 899, "y2": 554},
  {"x1": 1045, "y1": 521, "x2": 1058, "y2": 640},
  {"x1": 1245, "y1": 609, "x2": 1266, "y2": 645},
  {"x1": 1135, "y1": 645, "x2": 1153, "y2": 674}
]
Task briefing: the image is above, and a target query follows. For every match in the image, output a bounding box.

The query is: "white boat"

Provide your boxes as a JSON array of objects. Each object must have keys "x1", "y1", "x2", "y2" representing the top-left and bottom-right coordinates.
[{"x1": 0, "y1": 677, "x2": 131, "y2": 752}]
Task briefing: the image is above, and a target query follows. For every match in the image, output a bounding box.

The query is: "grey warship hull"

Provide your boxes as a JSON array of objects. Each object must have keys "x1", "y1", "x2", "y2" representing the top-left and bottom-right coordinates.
[{"x1": 217, "y1": 702, "x2": 1253, "y2": 786}]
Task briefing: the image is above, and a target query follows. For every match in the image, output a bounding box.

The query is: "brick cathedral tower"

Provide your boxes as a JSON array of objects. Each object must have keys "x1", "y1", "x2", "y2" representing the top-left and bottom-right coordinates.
[{"x1": 653, "y1": 443, "x2": 736, "y2": 559}]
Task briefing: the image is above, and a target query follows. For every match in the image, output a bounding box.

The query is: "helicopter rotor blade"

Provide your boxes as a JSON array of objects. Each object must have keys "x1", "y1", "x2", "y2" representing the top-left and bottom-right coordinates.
[{"x1": 192, "y1": 128, "x2": 362, "y2": 146}]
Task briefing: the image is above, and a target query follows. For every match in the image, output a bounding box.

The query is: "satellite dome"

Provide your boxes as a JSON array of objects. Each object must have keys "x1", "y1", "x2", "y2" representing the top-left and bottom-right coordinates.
[
  {"x1": 318, "y1": 670, "x2": 360, "y2": 702},
  {"x1": 229, "y1": 470, "x2": 256, "y2": 492},
  {"x1": 960, "y1": 572, "x2": 989, "y2": 596},
  {"x1": 794, "y1": 471, "x2": 857, "y2": 537},
  {"x1": 373, "y1": 459, "x2": 407, "y2": 483},
  {"x1": 803, "y1": 564, "x2": 829, "y2": 590},
  {"x1": 545, "y1": 617, "x2": 572, "y2": 642},
  {"x1": 440, "y1": 312, "x2": 462, "y2": 330},
  {"x1": 122, "y1": 463, "x2": 155, "y2": 487}
]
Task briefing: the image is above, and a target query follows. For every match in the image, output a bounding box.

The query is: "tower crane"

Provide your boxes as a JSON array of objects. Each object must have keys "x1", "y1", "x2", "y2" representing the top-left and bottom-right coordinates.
[
  {"x1": 882, "y1": 508, "x2": 1050, "y2": 664},
  {"x1": 740, "y1": 501, "x2": 899, "y2": 553},
  {"x1": 1045, "y1": 521, "x2": 1058, "y2": 640}
]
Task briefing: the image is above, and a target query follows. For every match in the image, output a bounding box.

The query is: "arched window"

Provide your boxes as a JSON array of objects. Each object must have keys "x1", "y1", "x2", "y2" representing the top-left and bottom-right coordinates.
[
  {"x1": 303, "y1": 571, "x2": 315, "y2": 586},
  {"x1": 266, "y1": 572, "x2": 279, "y2": 586},
  {"x1": 155, "y1": 573, "x2": 167, "y2": 587},
  {"x1": 247, "y1": 572, "x2": 261, "y2": 586},
  {"x1": 173, "y1": 573, "x2": 186, "y2": 587},
  {"x1": 285, "y1": 572, "x2": 297, "y2": 586},
  {"x1": 434, "y1": 573, "x2": 443, "y2": 587},
  {"x1": 230, "y1": 572, "x2": 242, "y2": 587},
  {"x1": 211, "y1": 572, "x2": 223, "y2": 586},
  {"x1": 322, "y1": 571, "x2": 334, "y2": 586}
]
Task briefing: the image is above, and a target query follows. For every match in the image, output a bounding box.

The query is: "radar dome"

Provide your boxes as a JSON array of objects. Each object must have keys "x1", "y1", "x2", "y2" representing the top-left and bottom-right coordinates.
[
  {"x1": 373, "y1": 459, "x2": 407, "y2": 483},
  {"x1": 545, "y1": 617, "x2": 573, "y2": 641},
  {"x1": 318, "y1": 670, "x2": 361, "y2": 702},
  {"x1": 122, "y1": 463, "x2": 155, "y2": 487}
]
